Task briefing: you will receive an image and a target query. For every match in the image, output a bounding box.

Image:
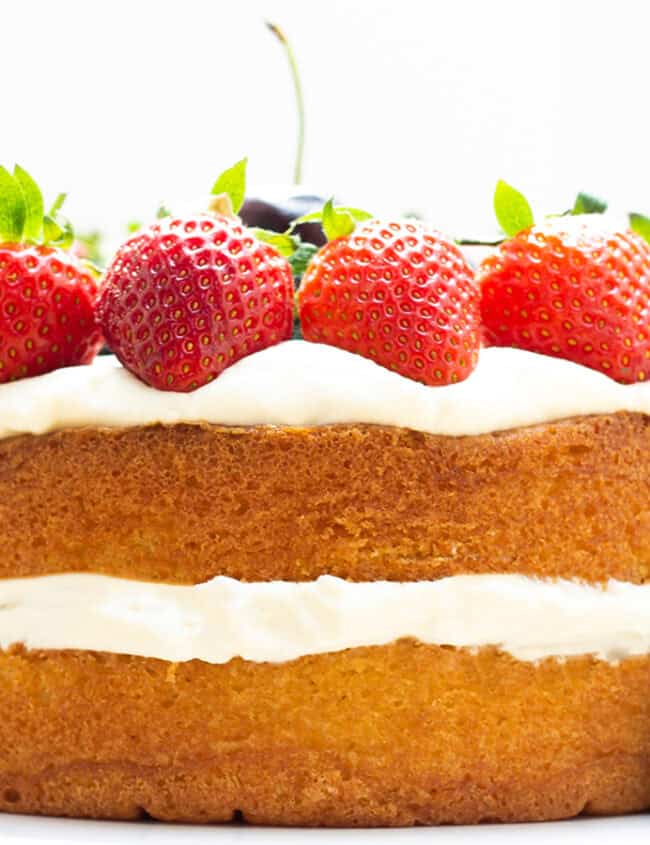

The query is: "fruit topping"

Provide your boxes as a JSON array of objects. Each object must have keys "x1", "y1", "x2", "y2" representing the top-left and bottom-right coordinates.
[
  {"x1": 98, "y1": 162, "x2": 294, "y2": 392},
  {"x1": 478, "y1": 182, "x2": 650, "y2": 383},
  {"x1": 0, "y1": 166, "x2": 102, "y2": 383},
  {"x1": 296, "y1": 203, "x2": 480, "y2": 385}
]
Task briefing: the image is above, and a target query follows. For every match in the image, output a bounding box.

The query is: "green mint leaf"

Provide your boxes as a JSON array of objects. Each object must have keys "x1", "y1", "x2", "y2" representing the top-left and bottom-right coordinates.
[
  {"x1": 0, "y1": 166, "x2": 26, "y2": 242},
  {"x1": 288, "y1": 241, "x2": 318, "y2": 278},
  {"x1": 13, "y1": 165, "x2": 44, "y2": 242},
  {"x1": 572, "y1": 192, "x2": 607, "y2": 215},
  {"x1": 291, "y1": 206, "x2": 372, "y2": 227},
  {"x1": 48, "y1": 192, "x2": 67, "y2": 217},
  {"x1": 211, "y1": 157, "x2": 247, "y2": 214},
  {"x1": 629, "y1": 213, "x2": 650, "y2": 245},
  {"x1": 250, "y1": 228, "x2": 299, "y2": 258},
  {"x1": 493, "y1": 180, "x2": 534, "y2": 237}
]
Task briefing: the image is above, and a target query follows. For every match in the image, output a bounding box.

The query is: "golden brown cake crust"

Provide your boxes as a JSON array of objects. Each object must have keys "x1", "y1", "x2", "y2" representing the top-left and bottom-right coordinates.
[
  {"x1": 0, "y1": 641, "x2": 648, "y2": 825},
  {"x1": 0, "y1": 412, "x2": 648, "y2": 584}
]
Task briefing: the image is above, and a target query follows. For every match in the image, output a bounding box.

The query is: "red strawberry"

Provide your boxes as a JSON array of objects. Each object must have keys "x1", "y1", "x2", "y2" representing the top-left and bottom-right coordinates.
[
  {"x1": 478, "y1": 217, "x2": 650, "y2": 383},
  {"x1": 0, "y1": 244, "x2": 101, "y2": 383},
  {"x1": 98, "y1": 214, "x2": 294, "y2": 391},
  {"x1": 0, "y1": 165, "x2": 102, "y2": 383},
  {"x1": 297, "y1": 219, "x2": 480, "y2": 385}
]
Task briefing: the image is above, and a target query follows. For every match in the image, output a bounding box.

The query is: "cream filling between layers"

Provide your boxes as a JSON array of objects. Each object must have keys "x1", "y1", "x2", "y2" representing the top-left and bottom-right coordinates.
[
  {"x1": 0, "y1": 341, "x2": 649, "y2": 440},
  {"x1": 0, "y1": 573, "x2": 649, "y2": 664}
]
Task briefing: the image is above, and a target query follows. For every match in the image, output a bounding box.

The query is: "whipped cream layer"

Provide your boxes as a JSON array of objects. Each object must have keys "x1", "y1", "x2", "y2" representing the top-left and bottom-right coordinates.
[
  {"x1": 1, "y1": 573, "x2": 649, "y2": 664},
  {"x1": 0, "y1": 341, "x2": 649, "y2": 440}
]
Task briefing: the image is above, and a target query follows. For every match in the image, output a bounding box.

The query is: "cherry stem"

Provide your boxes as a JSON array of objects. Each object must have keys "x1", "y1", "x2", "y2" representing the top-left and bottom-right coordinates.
[{"x1": 266, "y1": 21, "x2": 305, "y2": 185}]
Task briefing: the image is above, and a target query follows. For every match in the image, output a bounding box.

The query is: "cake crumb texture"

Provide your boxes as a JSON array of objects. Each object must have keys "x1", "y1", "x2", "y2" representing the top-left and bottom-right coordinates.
[
  {"x1": 0, "y1": 413, "x2": 648, "y2": 584},
  {"x1": 0, "y1": 641, "x2": 648, "y2": 825}
]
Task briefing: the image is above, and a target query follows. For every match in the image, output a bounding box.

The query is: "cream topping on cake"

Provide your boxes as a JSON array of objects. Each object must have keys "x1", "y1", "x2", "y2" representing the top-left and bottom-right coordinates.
[
  {"x1": 0, "y1": 573, "x2": 649, "y2": 664},
  {"x1": 0, "y1": 341, "x2": 649, "y2": 440}
]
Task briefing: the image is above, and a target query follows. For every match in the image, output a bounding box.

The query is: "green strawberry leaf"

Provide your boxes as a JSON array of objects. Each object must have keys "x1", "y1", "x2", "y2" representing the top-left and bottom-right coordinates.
[
  {"x1": 156, "y1": 203, "x2": 172, "y2": 219},
  {"x1": 57, "y1": 216, "x2": 74, "y2": 249},
  {"x1": 43, "y1": 213, "x2": 74, "y2": 249},
  {"x1": 43, "y1": 215, "x2": 63, "y2": 243},
  {"x1": 629, "y1": 213, "x2": 650, "y2": 245},
  {"x1": 290, "y1": 201, "x2": 372, "y2": 242},
  {"x1": 13, "y1": 165, "x2": 44, "y2": 242},
  {"x1": 211, "y1": 157, "x2": 247, "y2": 214},
  {"x1": 493, "y1": 180, "x2": 534, "y2": 237},
  {"x1": 572, "y1": 192, "x2": 607, "y2": 215},
  {"x1": 43, "y1": 191, "x2": 74, "y2": 248},
  {"x1": 322, "y1": 198, "x2": 357, "y2": 241},
  {"x1": 81, "y1": 258, "x2": 103, "y2": 278},
  {"x1": 288, "y1": 241, "x2": 318, "y2": 278},
  {"x1": 291, "y1": 205, "x2": 372, "y2": 227},
  {"x1": 0, "y1": 169, "x2": 80, "y2": 250},
  {"x1": 251, "y1": 227, "x2": 319, "y2": 279},
  {"x1": 250, "y1": 228, "x2": 299, "y2": 258},
  {"x1": 48, "y1": 192, "x2": 67, "y2": 217},
  {"x1": 341, "y1": 207, "x2": 374, "y2": 223},
  {"x1": 0, "y1": 166, "x2": 26, "y2": 242}
]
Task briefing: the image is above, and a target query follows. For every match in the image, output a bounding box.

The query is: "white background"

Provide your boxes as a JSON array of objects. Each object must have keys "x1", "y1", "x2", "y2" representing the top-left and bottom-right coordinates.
[{"x1": 3, "y1": 0, "x2": 650, "y2": 251}]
